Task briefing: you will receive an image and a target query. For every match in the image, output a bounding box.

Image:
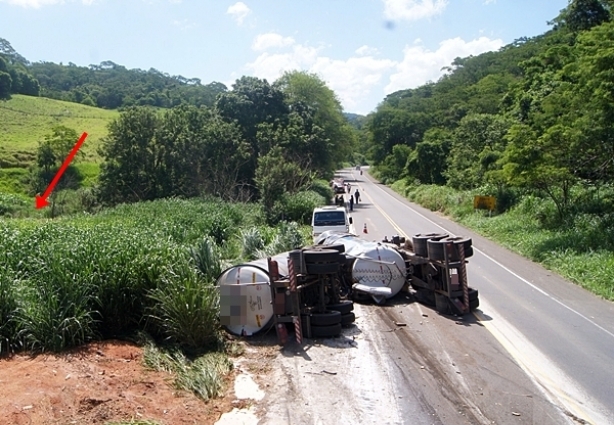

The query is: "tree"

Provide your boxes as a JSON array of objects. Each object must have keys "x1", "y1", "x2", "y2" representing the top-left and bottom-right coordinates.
[
  {"x1": 31, "y1": 126, "x2": 82, "y2": 201},
  {"x1": 406, "y1": 128, "x2": 452, "y2": 185},
  {"x1": 255, "y1": 146, "x2": 314, "y2": 222},
  {"x1": 215, "y1": 76, "x2": 288, "y2": 193},
  {"x1": 445, "y1": 114, "x2": 512, "y2": 189},
  {"x1": 499, "y1": 124, "x2": 579, "y2": 222},
  {"x1": 275, "y1": 71, "x2": 355, "y2": 169},
  {"x1": 98, "y1": 108, "x2": 160, "y2": 204},
  {"x1": 555, "y1": 0, "x2": 610, "y2": 32},
  {"x1": 0, "y1": 71, "x2": 11, "y2": 100}
]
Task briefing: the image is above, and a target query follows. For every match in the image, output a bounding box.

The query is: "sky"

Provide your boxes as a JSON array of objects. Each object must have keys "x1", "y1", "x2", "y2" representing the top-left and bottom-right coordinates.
[{"x1": 0, "y1": 0, "x2": 570, "y2": 115}]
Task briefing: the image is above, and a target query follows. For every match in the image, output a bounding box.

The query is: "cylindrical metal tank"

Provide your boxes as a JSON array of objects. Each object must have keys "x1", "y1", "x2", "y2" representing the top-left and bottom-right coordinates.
[
  {"x1": 316, "y1": 231, "x2": 407, "y2": 299},
  {"x1": 216, "y1": 251, "x2": 290, "y2": 336}
]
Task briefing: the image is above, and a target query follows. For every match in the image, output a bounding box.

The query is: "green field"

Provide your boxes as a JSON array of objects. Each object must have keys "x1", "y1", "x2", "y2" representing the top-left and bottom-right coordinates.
[
  {"x1": 0, "y1": 94, "x2": 118, "y2": 165},
  {"x1": 0, "y1": 94, "x2": 117, "y2": 194}
]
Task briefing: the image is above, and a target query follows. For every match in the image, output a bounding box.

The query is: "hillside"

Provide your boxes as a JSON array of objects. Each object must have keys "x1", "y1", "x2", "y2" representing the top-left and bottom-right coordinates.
[
  {"x1": 0, "y1": 95, "x2": 118, "y2": 194},
  {"x1": 0, "y1": 94, "x2": 118, "y2": 166}
]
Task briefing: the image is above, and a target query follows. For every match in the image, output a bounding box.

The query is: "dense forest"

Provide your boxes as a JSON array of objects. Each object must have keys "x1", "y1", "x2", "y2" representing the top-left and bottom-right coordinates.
[
  {"x1": 365, "y1": 0, "x2": 614, "y2": 223},
  {"x1": 0, "y1": 37, "x2": 226, "y2": 109}
]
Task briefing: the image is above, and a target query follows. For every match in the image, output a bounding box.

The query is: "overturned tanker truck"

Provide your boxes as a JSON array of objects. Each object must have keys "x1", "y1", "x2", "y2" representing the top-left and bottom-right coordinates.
[{"x1": 216, "y1": 230, "x2": 478, "y2": 342}]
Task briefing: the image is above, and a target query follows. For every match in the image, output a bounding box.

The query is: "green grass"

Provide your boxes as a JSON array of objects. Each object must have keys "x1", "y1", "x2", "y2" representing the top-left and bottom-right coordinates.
[
  {"x1": 142, "y1": 336, "x2": 233, "y2": 401},
  {"x1": 0, "y1": 94, "x2": 118, "y2": 168},
  {"x1": 0, "y1": 168, "x2": 29, "y2": 195},
  {"x1": 391, "y1": 179, "x2": 614, "y2": 301}
]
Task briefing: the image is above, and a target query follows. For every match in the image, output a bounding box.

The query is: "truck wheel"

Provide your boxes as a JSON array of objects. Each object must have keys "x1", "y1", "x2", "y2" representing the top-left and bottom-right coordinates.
[
  {"x1": 468, "y1": 288, "x2": 479, "y2": 301},
  {"x1": 470, "y1": 297, "x2": 479, "y2": 311},
  {"x1": 442, "y1": 237, "x2": 473, "y2": 259},
  {"x1": 427, "y1": 237, "x2": 472, "y2": 262},
  {"x1": 311, "y1": 323, "x2": 342, "y2": 338},
  {"x1": 310, "y1": 310, "x2": 342, "y2": 326},
  {"x1": 306, "y1": 262, "x2": 339, "y2": 274},
  {"x1": 303, "y1": 249, "x2": 344, "y2": 264},
  {"x1": 327, "y1": 300, "x2": 353, "y2": 315},
  {"x1": 341, "y1": 312, "x2": 356, "y2": 326},
  {"x1": 412, "y1": 233, "x2": 448, "y2": 258}
]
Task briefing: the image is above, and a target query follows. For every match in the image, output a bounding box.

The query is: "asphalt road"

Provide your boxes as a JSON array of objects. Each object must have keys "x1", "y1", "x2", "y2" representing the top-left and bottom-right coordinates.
[{"x1": 342, "y1": 167, "x2": 614, "y2": 425}]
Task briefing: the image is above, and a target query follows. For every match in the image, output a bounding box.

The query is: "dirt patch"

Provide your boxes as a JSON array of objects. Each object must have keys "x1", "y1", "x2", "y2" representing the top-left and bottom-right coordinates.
[{"x1": 0, "y1": 340, "x2": 242, "y2": 425}]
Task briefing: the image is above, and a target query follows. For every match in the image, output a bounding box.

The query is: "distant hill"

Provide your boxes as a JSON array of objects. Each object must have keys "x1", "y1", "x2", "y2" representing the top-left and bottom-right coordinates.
[
  {"x1": 1, "y1": 37, "x2": 227, "y2": 110},
  {"x1": 29, "y1": 61, "x2": 227, "y2": 110},
  {"x1": 344, "y1": 112, "x2": 366, "y2": 130}
]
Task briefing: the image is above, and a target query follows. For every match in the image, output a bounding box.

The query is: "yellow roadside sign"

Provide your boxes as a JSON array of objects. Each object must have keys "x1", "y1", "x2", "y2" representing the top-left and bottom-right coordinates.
[{"x1": 474, "y1": 195, "x2": 496, "y2": 211}]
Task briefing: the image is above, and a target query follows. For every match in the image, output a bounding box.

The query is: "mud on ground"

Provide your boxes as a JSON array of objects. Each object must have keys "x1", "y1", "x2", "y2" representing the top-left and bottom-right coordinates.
[{"x1": 0, "y1": 340, "x2": 270, "y2": 425}]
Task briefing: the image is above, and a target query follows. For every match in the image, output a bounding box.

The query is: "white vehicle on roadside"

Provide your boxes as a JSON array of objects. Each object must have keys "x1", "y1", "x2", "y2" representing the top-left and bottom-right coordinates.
[{"x1": 311, "y1": 206, "x2": 353, "y2": 241}]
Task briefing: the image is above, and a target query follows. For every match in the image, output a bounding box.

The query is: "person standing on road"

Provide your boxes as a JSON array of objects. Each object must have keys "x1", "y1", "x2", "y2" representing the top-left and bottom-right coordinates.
[
  {"x1": 349, "y1": 194, "x2": 354, "y2": 211},
  {"x1": 354, "y1": 189, "x2": 360, "y2": 204},
  {"x1": 347, "y1": 183, "x2": 351, "y2": 194}
]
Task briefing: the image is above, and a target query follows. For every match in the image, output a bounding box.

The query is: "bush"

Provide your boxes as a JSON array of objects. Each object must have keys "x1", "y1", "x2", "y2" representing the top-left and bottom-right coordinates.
[
  {"x1": 308, "y1": 179, "x2": 333, "y2": 202},
  {"x1": 278, "y1": 190, "x2": 326, "y2": 224}
]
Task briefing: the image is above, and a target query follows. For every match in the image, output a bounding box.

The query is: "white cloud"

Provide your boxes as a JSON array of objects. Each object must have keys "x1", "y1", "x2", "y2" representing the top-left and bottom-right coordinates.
[
  {"x1": 385, "y1": 36, "x2": 503, "y2": 94},
  {"x1": 311, "y1": 56, "x2": 397, "y2": 111},
  {"x1": 245, "y1": 44, "x2": 323, "y2": 82},
  {"x1": 227, "y1": 1, "x2": 250, "y2": 25},
  {"x1": 382, "y1": 0, "x2": 448, "y2": 22},
  {"x1": 0, "y1": 0, "x2": 95, "y2": 6},
  {"x1": 252, "y1": 33, "x2": 295, "y2": 51},
  {"x1": 355, "y1": 45, "x2": 379, "y2": 56},
  {"x1": 171, "y1": 19, "x2": 195, "y2": 31},
  {"x1": 245, "y1": 36, "x2": 396, "y2": 113}
]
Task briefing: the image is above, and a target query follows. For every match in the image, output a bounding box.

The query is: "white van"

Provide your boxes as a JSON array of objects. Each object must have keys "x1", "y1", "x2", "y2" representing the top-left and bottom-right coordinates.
[{"x1": 311, "y1": 206, "x2": 353, "y2": 241}]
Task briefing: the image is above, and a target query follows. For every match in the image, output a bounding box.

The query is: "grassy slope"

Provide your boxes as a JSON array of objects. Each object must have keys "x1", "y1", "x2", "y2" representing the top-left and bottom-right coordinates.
[{"x1": 0, "y1": 95, "x2": 118, "y2": 194}]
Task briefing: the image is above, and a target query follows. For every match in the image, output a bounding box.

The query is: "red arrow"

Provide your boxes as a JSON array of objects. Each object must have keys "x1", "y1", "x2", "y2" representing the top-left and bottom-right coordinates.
[{"x1": 35, "y1": 132, "x2": 88, "y2": 209}]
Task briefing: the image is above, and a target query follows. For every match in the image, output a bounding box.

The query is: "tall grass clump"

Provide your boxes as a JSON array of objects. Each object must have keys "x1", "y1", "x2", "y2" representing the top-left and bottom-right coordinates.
[
  {"x1": 240, "y1": 227, "x2": 265, "y2": 260},
  {"x1": 265, "y1": 221, "x2": 306, "y2": 254},
  {"x1": 189, "y1": 236, "x2": 222, "y2": 281},
  {"x1": 146, "y1": 258, "x2": 221, "y2": 350}
]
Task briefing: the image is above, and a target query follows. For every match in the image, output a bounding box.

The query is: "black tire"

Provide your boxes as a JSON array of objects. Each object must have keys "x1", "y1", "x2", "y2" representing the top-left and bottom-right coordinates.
[
  {"x1": 442, "y1": 237, "x2": 473, "y2": 259},
  {"x1": 412, "y1": 233, "x2": 448, "y2": 257},
  {"x1": 311, "y1": 323, "x2": 342, "y2": 337},
  {"x1": 427, "y1": 237, "x2": 472, "y2": 262},
  {"x1": 468, "y1": 288, "x2": 479, "y2": 301},
  {"x1": 470, "y1": 297, "x2": 479, "y2": 311},
  {"x1": 327, "y1": 300, "x2": 354, "y2": 315},
  {"x1": 306, "y1": 262, "x2": 339, "y2": 274},
  {"x1": 310, "y1": 310, "x2": 342, "y2": 326},
  {"x1": 341, "y1": 312, "x2": 356, "y2": 326},
  {"x1": 303, "y1": 249, "x2": 343, "y2": 264}
]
